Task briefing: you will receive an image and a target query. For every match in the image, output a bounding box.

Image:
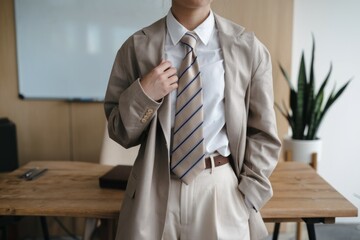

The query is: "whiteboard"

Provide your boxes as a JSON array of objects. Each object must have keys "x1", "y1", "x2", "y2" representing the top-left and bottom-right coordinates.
[{"x1": 15, "y1": 0, "x2": 170, "y2": 101}]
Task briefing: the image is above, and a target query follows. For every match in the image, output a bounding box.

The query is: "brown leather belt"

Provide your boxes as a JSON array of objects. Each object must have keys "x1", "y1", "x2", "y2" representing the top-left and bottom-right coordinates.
[{"x1": 205, "y1": 155, "x2": 229, "y2": 169}]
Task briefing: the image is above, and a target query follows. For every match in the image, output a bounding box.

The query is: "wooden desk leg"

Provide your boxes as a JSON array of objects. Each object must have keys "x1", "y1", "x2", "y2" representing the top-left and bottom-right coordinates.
[
  {"x1": 272, "y1": 223, "x2": 280, "y2": 240},
  {"x1": 296, "y1": 222, "x2": 302, "y2": 240},
  {"x1": 40, "y1": 217, "x2": 50, "y2": 240},
  {"x1": 285, "y1": 151, "x2": 318, "y2": 240}
]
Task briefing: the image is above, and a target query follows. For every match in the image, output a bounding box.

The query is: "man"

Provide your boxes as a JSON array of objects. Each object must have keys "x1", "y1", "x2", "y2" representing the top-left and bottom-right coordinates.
[{"x1": 104, "y1": 0, "x2": 281, "y2": 239}]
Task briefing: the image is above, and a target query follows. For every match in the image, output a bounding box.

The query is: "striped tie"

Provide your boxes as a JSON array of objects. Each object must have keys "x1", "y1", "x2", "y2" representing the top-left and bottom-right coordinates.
[{"x1": 171, "y1": 32, "x2": 205, "y2": 184}]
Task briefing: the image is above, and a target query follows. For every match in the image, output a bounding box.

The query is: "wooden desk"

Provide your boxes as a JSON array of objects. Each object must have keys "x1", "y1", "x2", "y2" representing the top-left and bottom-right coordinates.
[
  {"x1": 0, "y1": 161, "x2": 357, "y2": 240},
  {"x1": 0, "y1": 161, "x2": 123, "y2": 239},
  {"x1": 262, "y1": 162, "x2": 358, "y2": 240}
]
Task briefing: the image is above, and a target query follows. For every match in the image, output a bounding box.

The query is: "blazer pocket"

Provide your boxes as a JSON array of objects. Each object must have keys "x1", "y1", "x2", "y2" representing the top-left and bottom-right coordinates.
[{"x1": 125, "y1": 173, "x2": 137, "y2": 199}]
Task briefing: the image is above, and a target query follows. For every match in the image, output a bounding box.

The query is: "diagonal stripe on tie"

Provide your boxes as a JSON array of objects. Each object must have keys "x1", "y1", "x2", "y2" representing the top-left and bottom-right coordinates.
[
  {"x1": 171, "y1": 32, "x2": 205, "y2": 185},
  {"x1": 172, "y1": 121, "x2": 203, "y2": 154},
  {"x1": 171, "y1": 138, "x2": 204, "y2": 171},
  {"x1": 178, "y1": 56, "x2": 198, "y2": 80},
  {"x1": 177, "y1": 72, "x2": 201, "y2": 97},
  {"x1": 179, "y1": 153, "x2": 205, "y2": 180},
  {"x1": 174, "y1": 104, "x2": 203, "y2": 135},
  {"x1": 175, "y1": 88, "x2": 202, "y2": 117}
]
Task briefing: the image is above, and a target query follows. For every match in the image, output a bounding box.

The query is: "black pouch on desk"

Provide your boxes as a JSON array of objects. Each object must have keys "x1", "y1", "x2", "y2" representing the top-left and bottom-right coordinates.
[
  {"x1": 99, "y1": 165, "x2": 132, "y2": 190},
  {"x1": 0, "y1": 118, "x2": 18, "y2": 172}
]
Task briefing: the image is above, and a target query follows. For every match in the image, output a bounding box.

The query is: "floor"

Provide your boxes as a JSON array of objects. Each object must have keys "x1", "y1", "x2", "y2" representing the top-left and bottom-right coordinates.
[
  {"x1": 19, "y1": 223, "x2": 360, "y2": 240},
  {"x1": 265, "y1": 223, "x2": 360, "y2": 240}
]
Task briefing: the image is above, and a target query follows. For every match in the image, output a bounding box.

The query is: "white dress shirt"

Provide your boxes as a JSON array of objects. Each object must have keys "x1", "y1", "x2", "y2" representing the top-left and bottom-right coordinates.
[{"x1": 165, "y1": 10, "x2": 231, "y2": 158}]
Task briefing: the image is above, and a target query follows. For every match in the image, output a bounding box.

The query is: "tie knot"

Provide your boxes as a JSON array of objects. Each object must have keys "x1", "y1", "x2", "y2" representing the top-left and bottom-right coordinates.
[{"x1": 181, "y1": 32, "x2": 198, "y2": 49}]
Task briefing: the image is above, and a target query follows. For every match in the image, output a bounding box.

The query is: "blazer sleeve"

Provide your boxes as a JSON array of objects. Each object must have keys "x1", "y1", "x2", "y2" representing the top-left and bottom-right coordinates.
[
  {"x1": 104, "y1": 36, "x2": 162, "y2": 148},
  {"x1": 238, "y1": 36, "x2": 282, "y2": 210}
]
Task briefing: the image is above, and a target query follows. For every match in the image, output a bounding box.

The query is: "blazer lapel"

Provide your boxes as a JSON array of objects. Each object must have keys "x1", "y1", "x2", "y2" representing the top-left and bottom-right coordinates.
[
  {"x1": 133, "y1": 18, "x2": 172, "y2": 150},
  {"x1": 215, "y1": 14, "x2": 246, "y2": 164}
]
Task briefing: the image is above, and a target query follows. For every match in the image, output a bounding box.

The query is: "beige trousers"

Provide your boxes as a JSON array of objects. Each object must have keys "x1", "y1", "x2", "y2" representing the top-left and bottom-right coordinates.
[{"x1": 163, "y1": 162, "x2": 250, "y2": 240}]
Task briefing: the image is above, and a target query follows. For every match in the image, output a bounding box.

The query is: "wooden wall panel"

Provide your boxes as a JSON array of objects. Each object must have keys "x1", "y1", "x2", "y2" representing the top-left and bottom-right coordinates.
[
  {"x1": 71, "y1": 103, "x2": 106, "y2": 163},
  {"x1": 212, "y1": 0, "x2": 293, "y2": 146}
]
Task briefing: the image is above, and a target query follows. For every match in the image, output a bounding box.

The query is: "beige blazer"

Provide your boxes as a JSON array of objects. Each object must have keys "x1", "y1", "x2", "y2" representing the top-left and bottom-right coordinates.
[{"x1": 104, "y1": 13, "x2": 281, "y2": 240}]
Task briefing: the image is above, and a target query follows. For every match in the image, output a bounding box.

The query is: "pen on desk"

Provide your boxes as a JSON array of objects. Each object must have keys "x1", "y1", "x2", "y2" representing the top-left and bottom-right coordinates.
[
  {"x1": 19, "y1": 168, "x2": 37, "y2": 179},
  {"x1": 26, "y1": 168, "x2": 48, "y2": 181},
  {"x1": 25, "y1": 170, "x2": 34, "y2": 178}
]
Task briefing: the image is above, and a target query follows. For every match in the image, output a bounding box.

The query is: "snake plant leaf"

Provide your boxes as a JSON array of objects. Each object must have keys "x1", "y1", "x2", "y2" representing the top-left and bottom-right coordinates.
[
  {"x1": 294, "y1": 52, "x2": 307, "y2": 139},
  {"x1": 279, "y1": 64, "x2": 295, "y2": 90},
  {"x1": 275, "y1": 102, "x2": 287, "y2": 118},
  {"x1": 311, "y1": 79, "x2": 351, "y2": 139},
  {"x1": 289, "y1": 88, "x2": 297, "y2": 121},
  {"x1": 276, "y1": 36, "x2": 351, "y2": 140},
  {"x1": 308, "y1": 63, "x2": 331, "y2": 136},
  {"x1": 309, "y1": 34, "x2": 316, "y2": 88},
  {"x1": 304, "y1": 37, "x2": 316, "y2": 132},
  {"x1": 329, "y1": 79, "x2": 351, "y2": 108},
  {"x1": 320, "y1": 79, "x2": 352, "y2": 122},
  {"x1": 279, "y1": 62, "x2": 298, "y2": 130},
  {"x1": 275, "y1": 102, "x2": 294, "y2": 131},
  {"x1": 307, "y1": 89, "x2": 324, "y2": 139},
  {"x1": 307, "y1": 63, "x2": 332, "y2": 138},
  {"x1": 282, "y1": 100, "x2": 295, "y2": 131},
  {"x1": 318, "y1": 63, "x2": 333, "y2": 95},
  {"x1": 281, "y1": 100, "x2": 291, "y2": 117}
]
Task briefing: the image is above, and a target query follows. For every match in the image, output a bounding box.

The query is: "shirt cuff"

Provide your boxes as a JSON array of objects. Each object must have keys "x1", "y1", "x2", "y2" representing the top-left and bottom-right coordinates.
[{"x1": 137, "y1": 79, "x2": 163, "y2": 105}]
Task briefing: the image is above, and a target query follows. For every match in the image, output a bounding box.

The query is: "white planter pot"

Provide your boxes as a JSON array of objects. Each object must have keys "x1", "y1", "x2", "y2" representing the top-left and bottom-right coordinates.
[{"x1": 283, "y1": 137, "x2": 322, "y2": 164}]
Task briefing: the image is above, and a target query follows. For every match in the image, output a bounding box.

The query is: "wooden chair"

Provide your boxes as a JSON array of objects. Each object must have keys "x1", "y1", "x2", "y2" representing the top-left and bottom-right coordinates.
[
  {"x1": 272, "y1": 151, "x2": 318, "y2": 240},
  {"x1": 83, "y1": 124, "x2": 138, "y2": 240}
]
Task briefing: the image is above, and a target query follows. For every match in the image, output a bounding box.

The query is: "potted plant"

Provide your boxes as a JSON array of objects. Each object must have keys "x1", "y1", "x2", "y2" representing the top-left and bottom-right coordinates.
[{"x1": 276, "y1": 37, "x2": 351, "y2": 163}]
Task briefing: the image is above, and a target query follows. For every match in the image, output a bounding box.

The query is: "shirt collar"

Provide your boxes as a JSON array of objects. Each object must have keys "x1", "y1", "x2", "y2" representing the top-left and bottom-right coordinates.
[{"x1": 166, "y1": 10, "x2": 215, "y2": 46}]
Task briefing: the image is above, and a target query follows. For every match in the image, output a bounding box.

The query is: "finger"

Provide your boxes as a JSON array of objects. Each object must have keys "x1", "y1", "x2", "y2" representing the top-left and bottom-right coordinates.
[
  {"x1": 168, "y1": 75, "x2": 179, "y2": 85},
  {"x1": 164, "y1": 67, "x2": 177, "y2": 78},
  {"x1": 160, "y1": 59, "x2": 167, "y2": 65},
  {"x1": 169, "y1": 82, "x2": 178, "y2": 92},
  {"x1": 157, "y1": 60, "x2": 172, "y2": 73}
]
